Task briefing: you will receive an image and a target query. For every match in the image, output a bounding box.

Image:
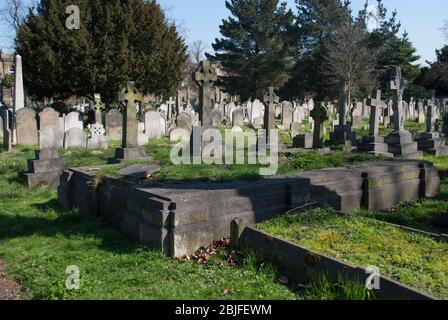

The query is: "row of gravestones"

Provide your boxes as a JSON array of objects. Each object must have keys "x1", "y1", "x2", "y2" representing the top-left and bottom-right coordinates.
[{"x1": 8, "y1": 107, "x2": 124, "y2": 149}]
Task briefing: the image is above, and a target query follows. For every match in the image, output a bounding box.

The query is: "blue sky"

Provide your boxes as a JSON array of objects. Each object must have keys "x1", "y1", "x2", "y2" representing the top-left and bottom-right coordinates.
[
  {"x1": 1, "y1": 0, "x2": 446, "y2": 65},
  {"x1": 159, "y1": 0, "x2": 448, "y2": 66}
]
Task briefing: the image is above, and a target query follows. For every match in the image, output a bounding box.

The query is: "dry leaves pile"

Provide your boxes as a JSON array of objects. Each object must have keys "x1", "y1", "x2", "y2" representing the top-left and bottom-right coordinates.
[{"x1": 181, "y1": 237, "x2": 238, "y2": 265}]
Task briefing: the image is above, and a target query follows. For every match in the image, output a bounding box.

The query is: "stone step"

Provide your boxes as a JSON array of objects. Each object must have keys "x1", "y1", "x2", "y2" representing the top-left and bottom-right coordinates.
[{"x1": 27, "y1": 158, "x2": 66, "y2": 173}]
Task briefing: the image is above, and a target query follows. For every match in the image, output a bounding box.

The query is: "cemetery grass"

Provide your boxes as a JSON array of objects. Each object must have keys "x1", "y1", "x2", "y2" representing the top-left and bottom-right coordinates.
[
  {"x1": 0, "y1": 145, "x2": 374, "y2": 300},
  {"x1": 92, "y1": 137, "x2": 391, "y2": 182},
  {"x1": 258, "y1": 208, "x2": 448, "y2": 299}
]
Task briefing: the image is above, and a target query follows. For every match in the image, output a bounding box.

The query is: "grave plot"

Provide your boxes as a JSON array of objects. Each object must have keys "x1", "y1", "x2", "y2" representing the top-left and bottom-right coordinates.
[{"x1": 251, "y1": 208, "x2": 448, "y2": 300}]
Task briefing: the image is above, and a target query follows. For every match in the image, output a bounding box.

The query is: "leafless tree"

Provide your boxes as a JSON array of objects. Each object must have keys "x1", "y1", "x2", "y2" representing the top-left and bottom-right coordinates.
[
  {"x1": 0, "y1": 0, "x2": 29, "y2": 32},
  {"x1": 442, "y1": 20, "x2": 448, "y2": 42},
  {"x1": 321, "y1": 20, "x2": 377, "y2": 104},
  {"x1": 189, "y1": 40, "x2": 208, "y2": 64}
]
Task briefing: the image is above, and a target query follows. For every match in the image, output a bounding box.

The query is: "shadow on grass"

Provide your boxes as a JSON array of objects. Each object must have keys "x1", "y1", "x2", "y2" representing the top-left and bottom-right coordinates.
[{"x1": 0, "y1": 198, "x2": 145, "y2": 255}]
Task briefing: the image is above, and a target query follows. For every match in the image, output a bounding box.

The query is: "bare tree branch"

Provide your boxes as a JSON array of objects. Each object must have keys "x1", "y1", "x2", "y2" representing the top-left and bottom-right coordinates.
[
  {"x1": 189, "y1": 40, "x2": 208, "y2": 64},
  {"x1": 442, "y1": 19, "x2": 448, "y2": 42}
]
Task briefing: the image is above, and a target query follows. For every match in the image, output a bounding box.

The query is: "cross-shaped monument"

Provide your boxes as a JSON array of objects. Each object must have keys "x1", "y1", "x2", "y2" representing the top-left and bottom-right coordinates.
[
  {"x1": 166, "y1": 97, "x2": 176, "y2": 120},
  {"x1": 366, "y1": 89, "x2": 382, "y2": 137},
  {"x1": 263, "y1": 87, "x2": 279, "y2": 131},
  {"x1": 93, "y1": 93, "x2": 104, "y2": 125},
  {"x1": 310, "y1": 102, "x2": 329, "y2": 149},
  {"x1": 338, "y1": 78, "x2": 348, "y2": 126},
  {"x1": 109, "y1": 81, "x2": 148, "y2": 163},
  {"x1": 389, "y1": 67, "x2": 408, "y2": 132},
  {"x1": 427, "y1": 90, "x2": 436, "y2": 133},
  {"x1": 193, "y1": 60, "x2": 218, "y2": 128}
]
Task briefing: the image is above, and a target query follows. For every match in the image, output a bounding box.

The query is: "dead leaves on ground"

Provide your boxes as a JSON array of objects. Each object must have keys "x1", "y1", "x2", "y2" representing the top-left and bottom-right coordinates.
[{"x1": 181, "y1": 237, "x2": 238, "y2": 266}]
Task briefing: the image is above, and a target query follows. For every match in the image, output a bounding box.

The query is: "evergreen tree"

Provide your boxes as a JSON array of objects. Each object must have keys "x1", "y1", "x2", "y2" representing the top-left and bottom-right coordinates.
[
  {"x1": 376, "y1": 31, "x2": 421, "y2": 88},
  {"x1": 424, "y1": 46, "x2": 448, "y2": 96},
  {"x1": 15, "y1": 0, "x2": 187, "y2": 103},
  {"x1": 207, "y1": 0, "x2": 296, "y2": 100},
  {"x1": 282, "y1": 0, "x2": 351, "y2": 100}
]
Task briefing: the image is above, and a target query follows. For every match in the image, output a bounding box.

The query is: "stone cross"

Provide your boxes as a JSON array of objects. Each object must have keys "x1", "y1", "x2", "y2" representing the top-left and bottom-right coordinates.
[
  {"x1": 427, "y1": 90, "x2": 436, "y2": 133},
  {"x1": 389, "y1": 67, "x2": 408, "y2": 131},
  {"x1": 338, "y1": 78, "x2": 348, "y2": 126},
  {"x1": 118, "y1": 81, "x2": 143, "y2": 148},
  {"x1": 93, "y1": 93, "x2": 104, "y2": 124},
  {"x1": 263, "y1": 86, "x2": 279, "y2": 132},
  {"x1": 193, "y1": 60, "x2": 218, "y2": 127},
  {"x1": 167, "y1": 97, "x2": 176, "y2": 120},
  {"x1": 310, "y1": 102, "x2": 329, "y2": 149},
  {"x1": 366, "y1": 89, "x2": 382, "y2": 136}
]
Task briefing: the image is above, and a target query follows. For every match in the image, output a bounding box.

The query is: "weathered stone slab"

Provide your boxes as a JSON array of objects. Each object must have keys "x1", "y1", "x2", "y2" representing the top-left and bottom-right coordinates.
[
  {"x1": 105, "y1": 109, "x2": 123, "y2": 140},
  {"x1": 16, "y1": 108, "x2": 38, "y2": 145},
  {"x1": 58, "y1": 160, "x2": 440, "y2": 257},
  {"x1": 64, "y1": 128, "x2": 87, "y2": 149}
]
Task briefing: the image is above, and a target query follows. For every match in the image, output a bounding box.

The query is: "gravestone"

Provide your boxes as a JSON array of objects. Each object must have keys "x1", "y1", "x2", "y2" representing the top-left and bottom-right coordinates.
[
  {"x1": 232, "y1": 109, "x2": 244, "y2": 128},
  {"x1": 25, "y1": 111, "x2": 67, "y2": 187},
  {"x1": 250, "y1": 100, "x2": 264, "y2": 125},
  {"x1": 170, "y1": 127, "x2": 191, "y2": 143},
  {"x1": 160, "y1": 114, "x2": 167, "y2": 135},
  {"x1": 39, "y1": 127, "x2": 63, "y2": 149},
  {"x1": 40, "y1": 107, "x2": 61, "y2": 130},
  {"x1": 145, "y1": 111, "x2": 162, "y2": 139},
  {"x1": 281, "y1": 101, "x2": 293, "y2": 130},
  {"x1": 193, "y1": 60, "x2": 218, "y2": 128},
  {"x1": 12, "y1": 55, "x2": 24, "y2": 144},
  {"x1": 105, "y1": 109, "x2": 123, "y2": 140},
  {"x1": 138, "y1": 121, "x2": 149, "y2": 146},
  {"x1": 263, "y1": 87, "x2": 279, "y2": 133},
  {"x1": 211, "y1": 109, "x2": 222, "y2": 127},
  {"x1": 331, "y1": 79, "x2": 356, "y2": 144},
  {"x1": 64, "y1": 111, "x2": 83, "y2": 132},
  {"x1": 109, "y1": 81, "x2": 148, "y2": 163},
  {"x1": 359, "y1": 90, "x2": 393, "y2": 157},
  {"x1": 87, "y1": 123, "x2": 108, "y2": 149},
  {"x1": 293, "y1": 133, "x2": 313, "y2": 149},
  {"x1": 310, "y1": 102, "x2": 329, "y2": 149},
  {"x1": 385, "y1": 67, "x2": 422, "y2": 159},
  {"x1": 64, "y1": 128, "x2": 87, "y2": 149},
  {"x1": 1, "y1": 107, "x2": 11, "y2": 152},
  {"x1": 290, "y1": 122, "x2": 301, "y2": 138},
  {"x1": 417, "y1": 90, "x2": 448, "y2": 155},
  {"x1": 293, "y1": 106, "x2": 303, "y2": 124},
  {"x1": 24, "y1": 147, "x2": 66, "y2": 188},
  {"x1": 93, "y1": 94, "x2": 104, "y2": 125},
  {"x1": 417, "y1": 101, "x2": 426, "y2": 124},
  {"x1": 176, "y1": 112, "x2": 193, "y2": 132},
  {"x1": 16, "y1": 108, "x2": 38, "y2": 146}
]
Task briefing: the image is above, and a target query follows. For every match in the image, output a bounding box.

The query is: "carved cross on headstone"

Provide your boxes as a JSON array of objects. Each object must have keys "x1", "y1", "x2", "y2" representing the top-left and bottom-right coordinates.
[
  {"x1": 93, "y1": 93, "x2": 104, "y2": 125},
  {"x1": 263, "y1": 86, "x2": 279, "y2": 133},
  {"x1": 193, "y1": 60, "x2": 218, "y2": 127},
  {"x1": 118, "y1": 81, "x2": 143, "y2": 148},
  {"x1": 310, "y1": 102, "x2": 329, "y2": 149},
  {"x1": 366, "y1": 89, "x2": 382, "y2": 136},
  {"x1": 389, "y1": 67, "x2": 408, "y2": 131}
]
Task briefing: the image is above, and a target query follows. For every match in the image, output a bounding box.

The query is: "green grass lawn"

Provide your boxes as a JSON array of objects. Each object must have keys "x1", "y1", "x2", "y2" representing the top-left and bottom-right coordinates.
[
  {"x1": 0, "y1": 129, "x2": 446, "y2": 300},
  {"x1": 0, "y1": 146, "x2": 372, "y2": 300},
  {"x1": 258, "y1": 208, "x2": 448, "y2": 299}
]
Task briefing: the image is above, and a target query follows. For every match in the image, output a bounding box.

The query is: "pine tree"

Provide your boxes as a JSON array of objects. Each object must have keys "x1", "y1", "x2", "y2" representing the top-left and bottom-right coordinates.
[
  {"x1": 424, "y1": 46, "x2": 448, "y2": 96},
  {"x1": 282, "y1": 0, "x2": 351, "y2": 100},
  {"x1": 207, "y1": 0, "x2": 296, "y2": 100},
  {"x1": 15, "y1": 0, "x2": 187, "y2": 103},
  {"x1": 376, "y1": 31, "x2": 421, "y2": 87}
]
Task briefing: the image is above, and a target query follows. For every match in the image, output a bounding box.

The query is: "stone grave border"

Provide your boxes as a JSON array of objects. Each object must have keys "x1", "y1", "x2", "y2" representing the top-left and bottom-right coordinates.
[{"x1": 230, "y1": 209, "x2": 444, "y2": 300}]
